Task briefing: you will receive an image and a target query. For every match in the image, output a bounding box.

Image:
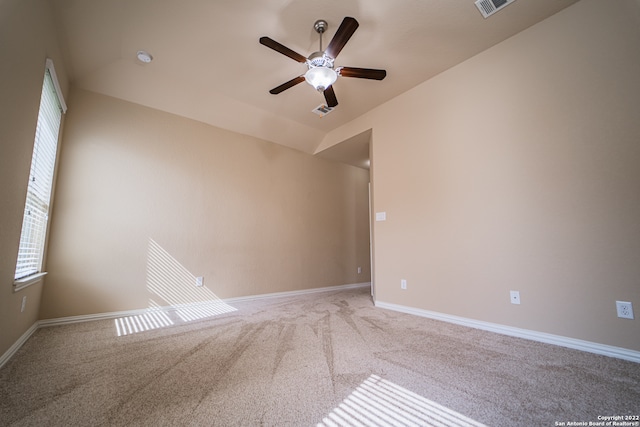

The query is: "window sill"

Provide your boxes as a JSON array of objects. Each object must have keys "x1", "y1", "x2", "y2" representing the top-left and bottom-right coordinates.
[{"x1": 13, "y1": 272, "x2": 47, "y2": 292}]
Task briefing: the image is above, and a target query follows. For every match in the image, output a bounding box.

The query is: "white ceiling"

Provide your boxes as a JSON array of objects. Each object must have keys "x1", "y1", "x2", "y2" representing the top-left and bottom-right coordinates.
[{"x1": 51, "y1": 0, "x2": 579, "y2": 163}]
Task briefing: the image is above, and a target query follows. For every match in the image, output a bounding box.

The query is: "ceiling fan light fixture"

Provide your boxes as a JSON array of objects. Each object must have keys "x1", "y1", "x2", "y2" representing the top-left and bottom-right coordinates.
[
  {"x1": 260, "y1": 16, "x2": 385, "y2": 108},
  {"x1": 304, "y1": 66, "x2": 337, "y2": 92}
]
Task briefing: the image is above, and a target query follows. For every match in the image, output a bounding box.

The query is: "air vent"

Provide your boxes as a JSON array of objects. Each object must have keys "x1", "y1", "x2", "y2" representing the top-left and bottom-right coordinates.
[
  {"x1": 311, "y1": 104, "x2": 335, "y2": 117},
  {"x1": 475, "y1": 0, "x2": 517, "y2": 18}
]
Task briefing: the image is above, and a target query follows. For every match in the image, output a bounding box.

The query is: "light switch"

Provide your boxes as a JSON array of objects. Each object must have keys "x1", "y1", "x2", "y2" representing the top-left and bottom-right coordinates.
[{"x1": 375, "y1": 212, "x2": 387, "y2": 221}]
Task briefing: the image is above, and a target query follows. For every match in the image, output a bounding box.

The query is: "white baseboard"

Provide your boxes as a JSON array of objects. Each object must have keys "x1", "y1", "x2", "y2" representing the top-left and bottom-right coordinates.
[
  {"x1": 2, "y1": 282, "x2": 372, "y2": 367},
  {"x1": 375, "y1": 300, "x2": 640, "y2": 364},
  {"x1": 3, "y1": 283, "x2": 636, "y2": 368},
  {"x1": 225, "y1": 282, "x2": 371, "y2": 304},
  {"x1": 0, "y1": 322, "x2": 39, "y2": 369},
  {"x1": 37, "y1": 282, "x2": 371, "y2": 327},
  {"x1": 0, "y1": 282, "x2": 371, "y2": 368}
]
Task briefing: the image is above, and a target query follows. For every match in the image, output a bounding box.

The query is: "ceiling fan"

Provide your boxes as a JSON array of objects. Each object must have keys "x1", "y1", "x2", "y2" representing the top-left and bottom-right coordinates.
[{"x1": 259, "y1": 17, "x2": 387, "y2": 109}]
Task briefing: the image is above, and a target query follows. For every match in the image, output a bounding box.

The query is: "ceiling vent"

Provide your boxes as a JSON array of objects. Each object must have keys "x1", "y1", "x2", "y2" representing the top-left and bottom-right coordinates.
[
  {"x1": 311, "y1": 104, "x2": 335, "y2": 117},
  {"x1": 475, "y1": 0, "x2": 517, "y2": 18}
]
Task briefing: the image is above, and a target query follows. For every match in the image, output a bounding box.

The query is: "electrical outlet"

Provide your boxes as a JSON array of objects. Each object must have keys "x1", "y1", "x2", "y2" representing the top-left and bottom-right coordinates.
[
  {"x1": 616, "y1": 301, "x2": 634, "y2": 319},
  {"x1": 21, "y1": 296, "x2": 27, "y2": 313},
  {"x1": 196, "y1": 276, "x2": 204, "y2": 287},
  {"x1": 510, "y1": 290, "x2": 521, "y2": 305},
  {"x1": 357, "y1": 267, "x2": 362, "y2": 274},
  {"x1": 401, "y1": 279, "x2": 407, "y2": 290}
]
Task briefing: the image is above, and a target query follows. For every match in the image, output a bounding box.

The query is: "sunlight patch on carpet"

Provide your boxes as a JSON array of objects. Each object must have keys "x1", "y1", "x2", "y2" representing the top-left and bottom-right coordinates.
[
  {"x1": 318, "y1": 374, "x2": 486, "y2": 427},
  {"x1": 115, "y1": 301, "x2": 174, "y2": 336},
  {"x1": 172, "y1": 300, "x2": 237, "y2": 322}
]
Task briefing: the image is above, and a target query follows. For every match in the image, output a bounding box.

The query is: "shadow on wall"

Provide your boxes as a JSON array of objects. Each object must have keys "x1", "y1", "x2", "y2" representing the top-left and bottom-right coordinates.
[
  {"x1": 114, "y1": 239, "x2": 236, "y2": 336},
  {"x1": 318, "y1": 374, "x2": 486, "y2": 427}
]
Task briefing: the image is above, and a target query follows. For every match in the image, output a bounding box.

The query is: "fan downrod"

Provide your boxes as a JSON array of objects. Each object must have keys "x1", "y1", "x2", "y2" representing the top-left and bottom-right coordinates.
[{"x1": 314, "y1": 19, "x2": 328, "y2": 52}]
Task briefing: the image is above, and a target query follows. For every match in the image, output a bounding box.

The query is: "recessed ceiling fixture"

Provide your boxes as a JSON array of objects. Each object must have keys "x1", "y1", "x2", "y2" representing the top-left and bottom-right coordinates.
[
  {"x1": 136, "y1": 50, "x2": 153, "y2": 63},
  {"x1": 259, "y1": 17, "x2": 386, "y2": 109}
]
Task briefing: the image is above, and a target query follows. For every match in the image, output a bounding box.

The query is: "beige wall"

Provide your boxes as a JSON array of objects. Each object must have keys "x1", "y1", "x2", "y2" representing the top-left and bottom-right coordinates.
[
  {"x1": 3, "y1": 0, "x2": 638, "y2": 358},
  {"x1": 324, "y1": 0, "x2": 640, "y2": 351},
  {"x1": 0, "y1": 0, "x2": 68, "y2": 357},
  {"x1": 40, "y1": 88, "x2": 371, "y2": 319}
]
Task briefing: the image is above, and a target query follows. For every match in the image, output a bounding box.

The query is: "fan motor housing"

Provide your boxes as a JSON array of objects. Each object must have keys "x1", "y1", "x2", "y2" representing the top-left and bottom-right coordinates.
[{"x1": 307, "y1": 51, "x2": 333, "y2": 68}]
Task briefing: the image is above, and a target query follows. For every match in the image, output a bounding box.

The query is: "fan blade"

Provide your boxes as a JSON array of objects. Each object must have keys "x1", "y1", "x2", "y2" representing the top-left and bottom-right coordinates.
[
  {"x1": 269, "y1": 75, "x2": 306, "y2": 94},
  {"x1": 325, "y1": 17, "x2": 359, "y2": 59},
  {"x1": 324, "y1": 86, "x2": 338, "y2": 108},
  {"x1": 339, "y1": 67, "x2": 387, "y2": 80},
  {"x1": 259, "y1": 37, "x2": 307, "y2": 63}
]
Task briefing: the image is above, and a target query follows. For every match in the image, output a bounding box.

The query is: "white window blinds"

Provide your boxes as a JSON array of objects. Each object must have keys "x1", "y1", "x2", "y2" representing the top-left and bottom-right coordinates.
[{"x1": 14, "y1": 60, "x2": 66, "y2": 281}]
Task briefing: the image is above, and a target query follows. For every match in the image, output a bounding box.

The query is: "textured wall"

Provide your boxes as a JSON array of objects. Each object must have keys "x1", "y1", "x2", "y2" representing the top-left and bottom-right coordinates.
[
  {"x1": 40, "y1": 88, "x2": 371, "y2": 319},
  {"x1": 0, "y1": 0, "x2": 69, "y2": 358},
  {"x1": 324, "y1": 0, "x2": 640, "y2": 351}
]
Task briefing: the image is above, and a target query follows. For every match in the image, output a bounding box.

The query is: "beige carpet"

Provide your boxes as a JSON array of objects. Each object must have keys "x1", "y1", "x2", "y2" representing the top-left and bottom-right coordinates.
[{"x1": 1, "y1": 286, "x2": 638, "y2": 426}]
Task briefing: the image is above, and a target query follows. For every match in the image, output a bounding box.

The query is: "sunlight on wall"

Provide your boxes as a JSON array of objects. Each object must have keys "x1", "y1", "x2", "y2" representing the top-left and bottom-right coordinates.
[
  {"x1": 146, "y1": 238, "x2": 236, "y2": 320},
  {"x1": 318, "y1": 375, "x2": 486, "y2": 427},
  {"x1": 114, "y1": 239, "x2": 236, "y2": 337}
]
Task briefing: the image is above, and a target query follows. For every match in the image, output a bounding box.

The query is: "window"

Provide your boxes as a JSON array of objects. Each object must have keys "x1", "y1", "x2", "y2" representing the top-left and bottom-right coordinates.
[{"x1": 14, "y1": 59, "x2": 66, "y2": 290}]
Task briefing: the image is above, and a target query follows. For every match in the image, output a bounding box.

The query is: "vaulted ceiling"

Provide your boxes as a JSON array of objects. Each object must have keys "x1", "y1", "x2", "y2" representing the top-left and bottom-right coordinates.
[{"x1": 51, "y1": 0, "x2": 579, "y2": 162}]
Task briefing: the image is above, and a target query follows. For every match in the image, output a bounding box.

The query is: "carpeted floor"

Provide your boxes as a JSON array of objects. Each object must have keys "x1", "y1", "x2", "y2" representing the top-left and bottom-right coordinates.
[{"x1": 1, "y1": 286, "x2": 638, "y2": 426}]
